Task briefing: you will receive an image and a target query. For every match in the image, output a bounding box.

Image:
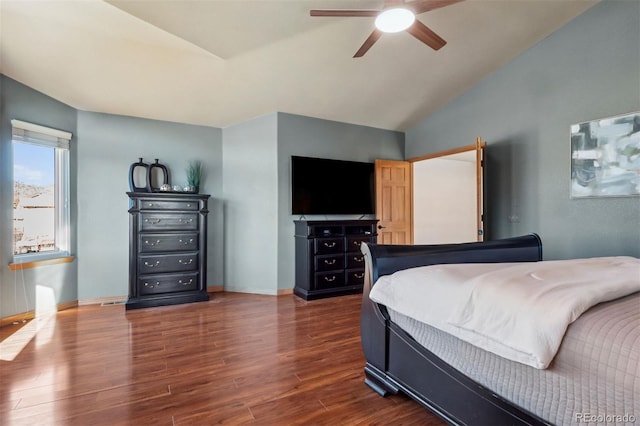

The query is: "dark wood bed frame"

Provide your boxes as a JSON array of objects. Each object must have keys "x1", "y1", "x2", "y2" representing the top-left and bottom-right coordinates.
[{"x1": 360, "y1": 234, "x2": 551, "y2": 426}]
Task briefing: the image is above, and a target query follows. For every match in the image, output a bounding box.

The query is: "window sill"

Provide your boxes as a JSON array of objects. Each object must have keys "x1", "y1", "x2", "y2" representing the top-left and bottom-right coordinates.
[{"x1": 9, "y1": 256, "x2": 75, "y2": 271}]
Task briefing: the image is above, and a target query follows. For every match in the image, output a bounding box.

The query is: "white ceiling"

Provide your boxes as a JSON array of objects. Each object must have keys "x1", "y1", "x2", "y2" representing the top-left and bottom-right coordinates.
[{"x1": 0, "y1": 0, "x2": 598, "y2": 131}]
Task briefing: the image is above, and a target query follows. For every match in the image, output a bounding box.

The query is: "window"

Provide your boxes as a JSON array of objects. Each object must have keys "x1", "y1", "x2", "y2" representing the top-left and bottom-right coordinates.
[{"x1": 12, "y1": 120, "x2": 71, "y2": 260}]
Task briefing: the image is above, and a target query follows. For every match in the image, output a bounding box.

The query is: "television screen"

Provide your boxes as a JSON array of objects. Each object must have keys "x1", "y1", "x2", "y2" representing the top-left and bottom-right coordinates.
[{"x1": 291, "y1": 156, "x2": 375, "y2": 215}]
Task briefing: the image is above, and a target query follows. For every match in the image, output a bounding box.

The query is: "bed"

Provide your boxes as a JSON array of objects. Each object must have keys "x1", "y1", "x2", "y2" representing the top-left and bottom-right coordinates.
[{"x1": 359, "y1": 234, "x2": 639, "y2": 426}]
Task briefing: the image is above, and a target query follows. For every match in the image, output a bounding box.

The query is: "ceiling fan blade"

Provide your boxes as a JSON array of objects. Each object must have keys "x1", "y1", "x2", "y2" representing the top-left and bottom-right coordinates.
[
  {"x1": 310, "y1": 10, "x2": 379, "y2": 17},
  {"x1": 406, "y1": 20, "x2": 447, "y2": 50},
  {"x1": 353, "y1": 29, "x2": 383, "y2": 58},
  {"x1": 408, "y1": 0, "x2": 464, "y2": 15}
]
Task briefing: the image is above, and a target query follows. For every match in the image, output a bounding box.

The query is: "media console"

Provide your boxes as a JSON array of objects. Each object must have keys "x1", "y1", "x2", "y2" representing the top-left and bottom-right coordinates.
[{"x1": 294, "y1": 219, "x2": 378, "y2": 300}]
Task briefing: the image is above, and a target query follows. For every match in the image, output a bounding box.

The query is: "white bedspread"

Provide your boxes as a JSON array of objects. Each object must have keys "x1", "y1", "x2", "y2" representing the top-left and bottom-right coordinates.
[{"x1": 369, "y1": 256, "x2": 640, "y2": 369}]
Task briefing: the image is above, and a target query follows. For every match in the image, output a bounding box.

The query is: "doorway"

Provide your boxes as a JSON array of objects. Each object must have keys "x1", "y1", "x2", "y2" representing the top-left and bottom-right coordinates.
[{"x1": 375, "y1": 138, "x2": 485, "y2": 245}]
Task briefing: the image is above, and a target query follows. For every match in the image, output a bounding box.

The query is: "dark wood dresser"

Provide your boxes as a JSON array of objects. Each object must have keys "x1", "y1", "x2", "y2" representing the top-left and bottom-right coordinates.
[
  {"x1": 294, "y1": 219, "x2": 377, "y2": 300},
  {"x1": 126, "y1": 192, "x2": 210, "y2": 310}
]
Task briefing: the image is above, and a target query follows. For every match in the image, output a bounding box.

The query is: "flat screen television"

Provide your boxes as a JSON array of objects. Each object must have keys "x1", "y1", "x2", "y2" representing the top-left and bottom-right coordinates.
[{"x1": 291, "y1": 156, "x2": 375, "y2": 215}]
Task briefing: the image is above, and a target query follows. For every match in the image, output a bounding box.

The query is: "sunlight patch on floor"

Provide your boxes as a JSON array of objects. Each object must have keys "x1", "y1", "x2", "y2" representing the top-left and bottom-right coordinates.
[{"x1": 0, "y1": 285, "x2": 57, "y2": 361}]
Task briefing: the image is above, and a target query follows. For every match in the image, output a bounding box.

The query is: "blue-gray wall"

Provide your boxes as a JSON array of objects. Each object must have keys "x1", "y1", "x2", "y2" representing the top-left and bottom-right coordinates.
[
  {"x1": 222, "y1": 113, "x2": 279, "y2": 294},
  {"x1": 0, "y1": 78, "x2": 402, "y2": 307},
  {"x1": 0, "y1": 75, "x2": 223, "y2": 317},
  {"x1": 222, "y1": 112, "x2": 403, "y2": 294},
  {"x1": 406, "y1": 0, "x2": 640, "y2": 259},
  {"x1": 2, "y1": 0, "x2": 638, "y2": 314},
  {"x1": 76, "y1": 112, "x2": 223, "y2": 300},
  {"x1": 0, "y1": 75, "x2": 78, "y2": 317},
  {"x1": 276, "y1": 113, "x2": 404, "y2": 291}
]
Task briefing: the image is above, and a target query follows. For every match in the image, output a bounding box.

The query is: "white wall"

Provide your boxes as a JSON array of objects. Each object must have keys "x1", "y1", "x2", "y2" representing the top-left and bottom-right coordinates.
[
  {"x1": 222, "y1": 113, "x2": 279, "y2": 294},
  {"x1": 413, "y1": 156, "x2": 476, "y2": 244}
]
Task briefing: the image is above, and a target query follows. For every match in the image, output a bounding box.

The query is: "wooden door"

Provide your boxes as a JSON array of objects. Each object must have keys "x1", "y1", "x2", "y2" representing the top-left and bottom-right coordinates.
[
  {"x1": 375, "y1": 160, "x2": 412, "y2": 245},
  {"x1": 475, "y1": 137, "x2": 485, "y2": 241}
]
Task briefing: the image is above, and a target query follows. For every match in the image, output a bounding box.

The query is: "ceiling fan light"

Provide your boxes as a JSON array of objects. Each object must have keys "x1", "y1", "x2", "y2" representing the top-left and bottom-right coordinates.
[{"x1": 375, "y1": 8, "x2": 415, "y2": 33}]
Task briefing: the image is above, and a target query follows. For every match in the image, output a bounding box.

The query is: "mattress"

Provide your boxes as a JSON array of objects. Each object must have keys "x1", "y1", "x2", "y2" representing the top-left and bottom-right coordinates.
[
  {"x1": 386, "y1": 292, "x2": 640, "y2": 426},
  {"x1": 370, "y1": 257, "x2": 640, "y2": 369}
]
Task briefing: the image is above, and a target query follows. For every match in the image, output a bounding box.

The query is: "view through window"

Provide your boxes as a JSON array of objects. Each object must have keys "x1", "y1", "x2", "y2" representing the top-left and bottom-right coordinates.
[{"x1": 13, "y1": 142, "x2": 56, "y2": 255}]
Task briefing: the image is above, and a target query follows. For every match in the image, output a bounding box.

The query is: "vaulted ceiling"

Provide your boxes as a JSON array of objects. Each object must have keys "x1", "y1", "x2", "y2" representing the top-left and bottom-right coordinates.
[{"x1": 0, "y1": 0, "x2": 598, "y2": 131}]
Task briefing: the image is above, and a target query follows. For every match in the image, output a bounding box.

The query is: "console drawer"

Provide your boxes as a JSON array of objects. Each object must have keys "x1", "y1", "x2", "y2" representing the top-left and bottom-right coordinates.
[
  {"x1": 139, "y1": 233, "x2": 198, "y2": 253},
  {"x1": 345, "y1": 236, "x2": 374, "y2": 253},
  {"x1": 139, "y1": 272, "x2": 199, "y2": 295},
  {"x1": 346, "y1": 253, "x2": 366, "y2": 269},
  {"x1": 315, "y1": 254, "x2": 345, "y2": 272},
  {"x1": 310, "y1": 225, "x2": 342, "y2": 237},
  {"x1": 314, "y1": 237, "x2": 344, "y2": 255},
  {"x1": 315, "y1": 271, "x2": 345, "y2": 290},
  {"x1": 346, "y1": 269, "x2": 366, "y2": 285},
  {"x1": 139, "y1": 252, "x2": 199, "y2": 274},
  {"x1": 140, "y1": 213, "x2": 198, "y2": 231}
]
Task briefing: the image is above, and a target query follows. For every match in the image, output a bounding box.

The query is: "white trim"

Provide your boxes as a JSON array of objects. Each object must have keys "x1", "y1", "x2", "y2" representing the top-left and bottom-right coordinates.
[
  {"x1": 11, "y1": 119, "x2": 72, "y2": 140},
  {"x1": 12, "y1": 133, "x2": 71, "y2": 261}
]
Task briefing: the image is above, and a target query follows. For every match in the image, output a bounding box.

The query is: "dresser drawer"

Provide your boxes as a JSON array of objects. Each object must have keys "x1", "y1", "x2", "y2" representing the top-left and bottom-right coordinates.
[
  {"x1": 314, "y1": 237, "x2": 344, "y2": 255},
  {"x1": 139, "y1": 272, "x2": 199, "y2": 295},
  {"x1": 346, "y1": 253, "x2": 366, "y2": 269},
  {"x1": 139, "y1": 252, "x2": 199, "y2": 274},
  {"x1": 140, "y1": 213, "x2": 198, "y2": 231},
  {"x1": 314, "y1": 254, "x2": 345, "y2": 272},
  {"x1": 346, "y1": 269, "x2": 366, "y2": 285},
  {"x1": 315, "y1": 271, "x2": 345, "y2": 290},
  {"x1": 139, "y1": 199, "x2": 199, "y2": 211},
  {"x1": 139, "y1": 233, "x2": 198, "y2": 253},
  {"x1": 345, "y1": 236, "x2": 374, "y2": 253}
]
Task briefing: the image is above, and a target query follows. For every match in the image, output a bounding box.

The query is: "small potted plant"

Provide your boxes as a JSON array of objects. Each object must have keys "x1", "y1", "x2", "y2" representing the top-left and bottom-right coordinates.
[{"x1": 185, "y1": 160, "x2": 202, "y2": 193}]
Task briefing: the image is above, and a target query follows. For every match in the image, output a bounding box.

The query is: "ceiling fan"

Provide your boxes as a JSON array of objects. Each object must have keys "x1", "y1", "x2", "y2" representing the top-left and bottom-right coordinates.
[{"x1": 310, "y1": 0, "x2": 464, "y2": 57}]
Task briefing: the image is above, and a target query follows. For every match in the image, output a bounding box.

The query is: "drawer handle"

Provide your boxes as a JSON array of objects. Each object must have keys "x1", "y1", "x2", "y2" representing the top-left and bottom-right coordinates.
[
  {"x1": 354, "y1": 273, "x2": 364, "y2": 279},
  {"x1": 144, "y1": 260, "x2": 161, "y2": 267},
  {"x1": 324, "y1": 275, "x2": 336, "y2": 282},
  {"x1": 144, "y1": 281, "x2": 160, "y2": 288},
  {"x1": 147, "y1": 203, "x2": 154, "y2": 207},
  {"x1": 178, "y1": 238, "x2": 194, "y2": 245},
  {"x1": 187, "y1": 203, "x2": 192, "y2": 207},
  {"x1": 323, "y1": 242, "x2": 336, "y2": 248},
  {"x1": 144, "y1": 218, "x2": 161, "y2": 224},
  {"x1": 178, "y1": 218, "x2": 194, "y2": 224},
  {"x1": 324, "y1": 259, "x2": 336, "y2": 265},
  {"x1": 144, "y1": 239, "x2": 161, "y2": 246},
  {"x1": 178, "y1": 278, "x2": 194, "y2": 285},
  {"x1": 353, "y1": 256, "x2": 363, "y2": 263},
  {"x1": 178, "y1": 258, "x2": 193, "y2": 265}
]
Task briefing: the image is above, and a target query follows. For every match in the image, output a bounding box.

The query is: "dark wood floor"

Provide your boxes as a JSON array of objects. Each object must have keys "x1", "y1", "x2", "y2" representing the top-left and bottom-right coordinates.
[{"x1": 0, "y1": 292, "x2": 445, "y2": 425}]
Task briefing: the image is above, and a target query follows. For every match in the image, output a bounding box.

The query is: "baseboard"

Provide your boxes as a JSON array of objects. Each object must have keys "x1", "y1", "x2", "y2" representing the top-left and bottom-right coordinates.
[
  {"x1": 78, "y1": 296, "x2": 127, "y2": 306},
  {"x1": 0, "y1": 300, "x2": 78, "y2": 328},
  {"x1": 218, "y1": 288, "x2": 294, "y2": 296},
  {"x1": 2, "y1": 287, "x2": 292, "y2": 326},
  {"x1": 81, "y1": 288, "x2": 224, "y2": 305}
]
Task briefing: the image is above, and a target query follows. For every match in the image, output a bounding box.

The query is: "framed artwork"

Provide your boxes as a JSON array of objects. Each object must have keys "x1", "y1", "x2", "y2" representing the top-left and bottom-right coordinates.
[{"x1": 570, "y1": 111, "x2": 640, "y2": 198}]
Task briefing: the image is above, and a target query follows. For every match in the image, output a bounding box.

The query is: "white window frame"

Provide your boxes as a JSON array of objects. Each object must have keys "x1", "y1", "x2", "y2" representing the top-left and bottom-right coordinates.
[{"x1": 11, "y1": 119, "x2": 72, "y2": 262}]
